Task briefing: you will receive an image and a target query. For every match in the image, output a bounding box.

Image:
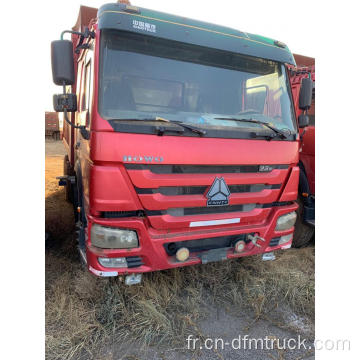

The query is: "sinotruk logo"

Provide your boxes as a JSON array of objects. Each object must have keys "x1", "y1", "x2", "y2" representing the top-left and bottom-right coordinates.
[{"x1": 206, "y1": 177, "x2": 231, "y2": 207}]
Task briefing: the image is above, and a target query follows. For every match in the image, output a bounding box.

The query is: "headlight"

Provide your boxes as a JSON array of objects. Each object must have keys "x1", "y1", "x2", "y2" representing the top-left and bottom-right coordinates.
[
  {"x1": 91, "y1": 224, "x2": 139, "y2": 249},
  {"x1": 275, "y1": 212, "x2": 297, "y2": 231}
]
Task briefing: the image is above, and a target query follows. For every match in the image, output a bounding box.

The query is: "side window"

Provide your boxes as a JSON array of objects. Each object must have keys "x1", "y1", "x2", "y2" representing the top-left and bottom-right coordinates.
[
  {"x1": 84, "y1": 61, "x2": 92, "y2": 112},
  {"x1": 80, "y1": 63, "x2": 87, "y2": 112},
  {"x1": 76, "y1": 62, "x2": 84, "y2": 111},
  {"x1": 79, "y1": 59, "x2": 91, "y2": 113},
  {"x1": 78, "y1": 56, "x2": 92, "y2": 127}
]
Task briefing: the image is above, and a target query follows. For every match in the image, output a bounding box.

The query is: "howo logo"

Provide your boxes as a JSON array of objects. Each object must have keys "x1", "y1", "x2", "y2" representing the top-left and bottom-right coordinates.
[
  {"x1": 206, "y1": 177, "x2": 231, "y2": 207},
  {"x1": 123, "y1": 155, "x2": 163, "y2": 163}
]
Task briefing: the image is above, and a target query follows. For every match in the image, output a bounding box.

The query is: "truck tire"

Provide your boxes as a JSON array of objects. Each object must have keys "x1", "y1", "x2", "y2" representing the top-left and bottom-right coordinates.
[
  {"x1": 293, "y1": 196, "x2": 314, "y2": 247},
  {"x1": 63, "y1": 155, "x2": 73, "y2": 203}
]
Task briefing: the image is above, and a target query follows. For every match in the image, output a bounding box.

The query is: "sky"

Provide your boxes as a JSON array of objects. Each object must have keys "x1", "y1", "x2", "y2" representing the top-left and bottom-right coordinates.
[{"x1": 45, "y1": 0, "x2": 317, "y2": 110}]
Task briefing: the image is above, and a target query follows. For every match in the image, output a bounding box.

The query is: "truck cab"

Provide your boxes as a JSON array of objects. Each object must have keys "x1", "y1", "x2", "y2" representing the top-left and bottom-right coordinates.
[
  {"x1": 288, "y1": 54, "x2": 315, "y2": 246},
  {"x1": 51, "y1": 3, "x2": 311, "y2": 281}
]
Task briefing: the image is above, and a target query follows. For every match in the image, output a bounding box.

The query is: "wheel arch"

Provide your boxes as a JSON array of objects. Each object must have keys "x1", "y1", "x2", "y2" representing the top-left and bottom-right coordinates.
[{"x1": 298, "y1": 161, "x2": 310, "y2": 196}]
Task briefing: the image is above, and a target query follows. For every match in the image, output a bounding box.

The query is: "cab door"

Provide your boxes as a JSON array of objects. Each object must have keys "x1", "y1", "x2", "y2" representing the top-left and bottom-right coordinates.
[{"x1": 75, "y1": 47, "x2": 94, "y2": 214}]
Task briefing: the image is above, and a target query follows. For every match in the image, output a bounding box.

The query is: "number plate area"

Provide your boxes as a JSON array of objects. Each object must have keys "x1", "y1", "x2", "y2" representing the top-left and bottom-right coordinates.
[{"x1": 198, "y1": 247, "x2": 229, "y2": 264}]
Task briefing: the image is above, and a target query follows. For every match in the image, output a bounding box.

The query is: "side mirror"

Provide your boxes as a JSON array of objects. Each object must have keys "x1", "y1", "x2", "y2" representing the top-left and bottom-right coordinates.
[
  {"x1": 51, "y1": 40, "x2": 75, "y2": 86},
  {"x1": 53, "y1": 94, "x2": 77, "y2": 112},
  {"x1": 298, "y1": 114, "x2": 309, "y2": 128},
  {"x1": 299, "y1": 77, "x2": 313, "y2": 110}
]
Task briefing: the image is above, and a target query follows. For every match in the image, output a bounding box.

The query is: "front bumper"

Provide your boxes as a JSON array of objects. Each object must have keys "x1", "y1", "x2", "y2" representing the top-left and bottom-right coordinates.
[{"x1": 85, "y1": 202, "x2": 298, "y2": 276}]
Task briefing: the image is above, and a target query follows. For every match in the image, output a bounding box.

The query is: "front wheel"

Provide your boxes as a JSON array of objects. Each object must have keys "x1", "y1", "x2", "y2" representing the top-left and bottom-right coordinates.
[{"x1": 293, "y1": 196, "x2": 314, "y2": 247}]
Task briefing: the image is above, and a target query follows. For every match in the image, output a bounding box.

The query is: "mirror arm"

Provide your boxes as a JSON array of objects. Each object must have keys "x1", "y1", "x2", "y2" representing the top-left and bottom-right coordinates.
[
  {"x1": 63, "y1": 109, "x2": 90, "y2": 140},
  {"x1": 300, "y1": 126, "x2": 307, "y2": 142},
  {"x1": 60, "y1": 28, "x2": 95, "y2": 41},
  {"x1": 61, "y1": 30, "x2": 83, "y2": 40},
  {"x1": 75, "y1": 43, "x2": 90, "y2": 54},
  {"x1": 63, "y1": 108, "x2": 81, "y2": 129},
  {"x1": 60, "y1": 28, "x2": 94, "y2": 55}
]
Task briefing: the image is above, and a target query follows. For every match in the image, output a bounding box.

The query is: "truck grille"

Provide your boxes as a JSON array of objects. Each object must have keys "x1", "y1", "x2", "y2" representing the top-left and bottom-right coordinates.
[
  {"x1": 125, "y1": 164, "x2": 288, "y2": 174},
  {"x1": 136, "y1": 184, "x2": 281, "y2": 195},
  {"x1": 125, "y1": 164, "x2": 290, "y2": 229},
  {"x1": 146, "y1": 202, "x2": 291, "y2": 217}
]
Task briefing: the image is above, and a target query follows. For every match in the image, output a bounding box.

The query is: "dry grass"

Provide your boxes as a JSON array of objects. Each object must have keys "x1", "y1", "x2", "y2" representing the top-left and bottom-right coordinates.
[{"x1": 45, "y1": 154, "x2": 315, "y2": 360}]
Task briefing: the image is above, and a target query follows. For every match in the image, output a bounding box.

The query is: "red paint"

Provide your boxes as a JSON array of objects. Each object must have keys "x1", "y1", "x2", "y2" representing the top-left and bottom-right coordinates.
[
  {"x1": 288, "y1": 55, "x2": 315, "y2": 195},
  {"x1": 85, "y1": 202, "x2": 298, "y2": 275},
  {"x1": 60, "y1": 7, "x2": 303, "y2": 277},
  {"x1": 45, "y1": 112, "x2": 60, "y2": 139},
  {"x1": 279, "y1": 167, "x2": 299, "y2": 202},
  {"x1": 300, "y1": 126, "x2": 315, "y2": 193}
]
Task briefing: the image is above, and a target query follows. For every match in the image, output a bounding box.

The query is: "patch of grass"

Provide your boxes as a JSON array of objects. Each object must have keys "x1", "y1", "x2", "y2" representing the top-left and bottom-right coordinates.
[
  {"x1": 45, "y1": 154, "x2": 314, "y2": 360},
  {"x1": 46, "y1": 247, "x2": 314, "y2": 359}
]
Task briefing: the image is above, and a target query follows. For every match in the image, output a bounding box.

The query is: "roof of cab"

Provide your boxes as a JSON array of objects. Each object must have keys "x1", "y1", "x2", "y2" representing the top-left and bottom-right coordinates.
[{"x1": 97, "y1": 3, "x2": 295, "y2": 65}]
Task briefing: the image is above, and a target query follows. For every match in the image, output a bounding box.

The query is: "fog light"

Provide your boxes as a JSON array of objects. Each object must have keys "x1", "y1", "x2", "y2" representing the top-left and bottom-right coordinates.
[
  {"x1": 98, "y1": 257, "x2": 127, "y2": 268},
  {"x1": 275, "y1": 212, "x2": 297, "y2": 231},
  {"x1": 234, "y1": 240, "x2": 246, "y2": 253},
  {"x1": 176, "y1": 247, "x2": 189, "y2": 262},
  {"x1": 279, "y1": 234, "x2": 293, "y2": 245}
]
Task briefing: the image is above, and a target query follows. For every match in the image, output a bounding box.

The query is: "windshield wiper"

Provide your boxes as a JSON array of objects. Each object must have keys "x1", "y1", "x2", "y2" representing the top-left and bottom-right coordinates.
[
  {"x1": 214, "y1": 117, "x2": 289, "y2": 140},
  {"x1": 110, "y1": 117, "x2": 206, "y2": 136}
]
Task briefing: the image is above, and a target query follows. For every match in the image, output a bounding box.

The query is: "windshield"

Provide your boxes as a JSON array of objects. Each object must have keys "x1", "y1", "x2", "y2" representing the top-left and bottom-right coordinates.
[{"x1": 99, "y1": 30, "x2": 296, "y2": 137}]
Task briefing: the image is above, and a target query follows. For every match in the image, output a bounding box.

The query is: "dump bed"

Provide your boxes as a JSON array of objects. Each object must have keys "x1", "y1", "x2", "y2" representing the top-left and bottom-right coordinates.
[
  {"x1": 45, "y1": 112, "x2": 59, "y2": 132},
  {"x1": 293, "y1": 53, "x2": 315, "y2": 67}
]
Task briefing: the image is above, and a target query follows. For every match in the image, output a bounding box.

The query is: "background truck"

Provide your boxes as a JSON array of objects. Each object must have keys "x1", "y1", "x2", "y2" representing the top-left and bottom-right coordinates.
[
  {"x1": 288, "y1": 54, "x2": 315, "y2": 247},
  {"x1": 51, "y1": 2, "x2": 312, "y2": 283},
  {"x1": 45, "y1": 111, "x2": 60, "y2": 140}
]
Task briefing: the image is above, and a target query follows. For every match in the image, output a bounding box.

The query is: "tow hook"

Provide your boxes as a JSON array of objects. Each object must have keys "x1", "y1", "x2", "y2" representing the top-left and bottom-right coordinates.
[{"x1": 248, "y1": 234, "x2": 266, "y2": 248}]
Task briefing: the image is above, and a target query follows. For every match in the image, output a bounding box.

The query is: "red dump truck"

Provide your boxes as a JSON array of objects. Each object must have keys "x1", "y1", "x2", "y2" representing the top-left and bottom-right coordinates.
[
  {"x1": 45, "y1": 111, "x2": 60, "y2": 140},
  {"x1": 288, "y1": 54, "x2": 315, "y2": 246},
  {"x1": 51, "y1": 2, "x2": 312, "y2": 283}
]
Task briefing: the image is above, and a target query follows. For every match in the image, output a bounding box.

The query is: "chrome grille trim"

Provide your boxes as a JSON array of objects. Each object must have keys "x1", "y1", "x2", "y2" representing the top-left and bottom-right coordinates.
[
  {"x1": 135, "y1": 183, "x2": 281, "y2": 195},
  {"x1": 145, "y1": 201, "x2": 293, "y2": 217},
  {"x1": 125, "y1": 164, "x2": 288, "y2": 174}
]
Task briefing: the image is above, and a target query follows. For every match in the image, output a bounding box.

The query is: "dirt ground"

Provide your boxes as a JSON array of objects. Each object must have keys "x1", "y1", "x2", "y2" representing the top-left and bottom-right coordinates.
[
  {"x1": 45, "y1": 138, "x2": 67, "y2": 157},
  {"x1": 45, "y1": 140, "x2": 315, "y2": 360}
]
